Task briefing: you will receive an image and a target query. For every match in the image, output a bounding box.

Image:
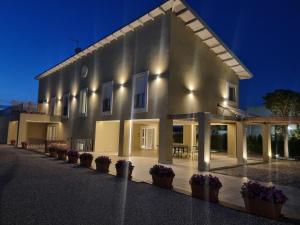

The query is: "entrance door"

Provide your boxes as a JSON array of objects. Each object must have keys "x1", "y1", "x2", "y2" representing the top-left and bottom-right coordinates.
[
  {"x1": 140, "y1": 127, "x2": 154, "y2": 150},
  {"x1": 47, "y1": 125, "x2": 57, "y2": 140}
]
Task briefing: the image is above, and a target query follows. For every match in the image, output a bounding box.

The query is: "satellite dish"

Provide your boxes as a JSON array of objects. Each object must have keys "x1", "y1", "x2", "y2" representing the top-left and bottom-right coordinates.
[{"x1": 81, "y1": 65, "x2": 88, "y2": 78}]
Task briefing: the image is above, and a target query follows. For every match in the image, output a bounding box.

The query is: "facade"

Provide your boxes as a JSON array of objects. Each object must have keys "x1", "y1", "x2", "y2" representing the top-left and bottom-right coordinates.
[{"x1": 14, "y1": 0, "x2": 261, "y2": 171}]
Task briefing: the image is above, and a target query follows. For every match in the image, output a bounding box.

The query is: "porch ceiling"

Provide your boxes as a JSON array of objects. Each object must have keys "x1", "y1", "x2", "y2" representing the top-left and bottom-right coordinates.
[{"x1": 245, "y1": 116, "x2": 300, "y2": 125}]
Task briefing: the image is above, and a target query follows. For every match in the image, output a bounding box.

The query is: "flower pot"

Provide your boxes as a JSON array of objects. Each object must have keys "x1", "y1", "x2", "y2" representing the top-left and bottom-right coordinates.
[
  {"x1": 11, "y1": 140, "x2": 16, "y2": 146},
  {"x1": 152, "y1": 175, "x2": 174, "y2": 190},
  {"x1": 243, "y1": 197, "x2": 283, "y2": 220},
  {"x1": 80, "y1": 158, "x2": 93, "y2": 168},
  {"x1": 116, "y1": 167, "x2": 133, "y2": 180},
  {"x1": 96, "y1": 162, "x2": 110, "y2": 173},
  {"x1": 21, "y1": 142, "x2": 28, "y2": 149},
  {"x1": 68, "y1": 156, "x2": 79, "y2": 164},
  {"x1": 57, "y1": 151, "x2": 67, "y2": 160},
  {"x1": 191, "y1": 184, "x2": 219, "y2": 203}
]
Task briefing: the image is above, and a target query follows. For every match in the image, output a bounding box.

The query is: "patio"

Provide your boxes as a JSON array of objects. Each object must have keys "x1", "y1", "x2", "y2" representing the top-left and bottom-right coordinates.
[{"x1": 90, "y1": 152, "x2": 300, "y2": 220}]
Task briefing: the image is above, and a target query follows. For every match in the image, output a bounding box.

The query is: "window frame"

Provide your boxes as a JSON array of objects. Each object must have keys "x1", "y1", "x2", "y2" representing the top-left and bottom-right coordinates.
[
  {"x1": 132, "y1": 71, "x2": 149, "y2": 113},
  {"x1": 227, "y1": 82, "x2": 237, "y2": 104},
  {"x1": 101, "y1": 81, "x2": 114, "y2": 115},
  {"x1": 62, "y1": 93, "x2": 70, "y2": 118},
  {"x1": 79, "y1": 88, "x2": 88, "y2": 117}
]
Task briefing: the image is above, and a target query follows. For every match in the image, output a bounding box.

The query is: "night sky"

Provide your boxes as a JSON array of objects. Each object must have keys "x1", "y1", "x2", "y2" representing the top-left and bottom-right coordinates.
[{"x1": 0, "y1": 0, "x2": 299, "y2": 109}]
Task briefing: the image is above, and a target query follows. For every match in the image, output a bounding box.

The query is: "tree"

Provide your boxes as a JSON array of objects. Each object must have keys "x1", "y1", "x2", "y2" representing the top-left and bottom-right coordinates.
[
  {"x1": 263, "y1": 89, "x2": 300, "y2": 158},
  {"x1": 263, "y1": 89, "x2": 300, "y2": 117}
]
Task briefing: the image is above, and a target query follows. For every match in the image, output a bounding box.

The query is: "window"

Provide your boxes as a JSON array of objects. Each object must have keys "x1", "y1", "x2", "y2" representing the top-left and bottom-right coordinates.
[
  {"x1": 79, "y1": 89, "x2": 88, "y2": 116},
  {"x1": 62, "y1": 94, "x2": 70, "y2": 118},
  {"x1": 49, "y1": 97, "x2": 57, "y2": 116},
  {"x1": 133, "y1": 71, "x2": 148, "y2": 112},
  {"x1": 101, "y1": 81, "x2": 113, "y2": 115},
  {"x1": 173, "y1": 125, "x2": 183, "y2": 144},
  {"x1": 227, "y1": 82, "x2": 237, "y2": 103}
]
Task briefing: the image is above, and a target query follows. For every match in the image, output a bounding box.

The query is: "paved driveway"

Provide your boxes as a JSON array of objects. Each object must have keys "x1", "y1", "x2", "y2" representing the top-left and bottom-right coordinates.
[{"x1": 0, "y1": 146, "x2": 296, "y2": 225}]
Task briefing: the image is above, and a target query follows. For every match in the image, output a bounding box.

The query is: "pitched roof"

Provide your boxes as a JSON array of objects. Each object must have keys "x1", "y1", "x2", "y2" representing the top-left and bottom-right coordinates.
[{"x1": 35, "y1": 0, "x2": 252, "y2": 80}]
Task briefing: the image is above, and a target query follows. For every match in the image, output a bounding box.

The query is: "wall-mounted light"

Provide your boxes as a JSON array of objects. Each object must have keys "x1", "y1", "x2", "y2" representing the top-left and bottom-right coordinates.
[
  {"x1": 119, "y1": 83, "x2": 125, "y2": 90},
  {"x1": 156, "y1": 75, "x2": 161, "y2": 81}
]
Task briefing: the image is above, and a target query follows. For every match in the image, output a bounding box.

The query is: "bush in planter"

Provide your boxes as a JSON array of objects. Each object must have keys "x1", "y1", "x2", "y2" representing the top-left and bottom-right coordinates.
[
  {"x1": 56, "y1": 145, "x2": 68, "y2": 160},
  {"x1": 10, "y1": 140, "x2": 16, "y2": 146},
  {"x1": 67, "y1": 150, "x2": 79, "y2": 164},
  {"x1": 79, "y1": 153, "x2": 93, "y2": 168},
  {"x1": 189, "y1": 174, "x2": 222, "y2": 203},
  {"x1": 241, "y1": 181, "x2": 288, "y2": 219},
  {"x1": 95, "y1": 156, "x2": 111, "y2": 173},
  {"x1": 21, "y1": 141, "x2": 28, "y2": 149},
  {"x1": 149, "y1": 165, "x2": 175, "y2": 189},
  {"x1": 48, "y1": 144, "x2": 58, "y2": 157},
  {"x1": 115, "y1": 160, "x2": 134, "y2": 179}
]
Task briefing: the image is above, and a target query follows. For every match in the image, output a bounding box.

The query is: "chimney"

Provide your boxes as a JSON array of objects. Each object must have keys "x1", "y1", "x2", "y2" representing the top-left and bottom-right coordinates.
[{"x1": 74, "y1": 47, "x2": 82, "y2": 54}]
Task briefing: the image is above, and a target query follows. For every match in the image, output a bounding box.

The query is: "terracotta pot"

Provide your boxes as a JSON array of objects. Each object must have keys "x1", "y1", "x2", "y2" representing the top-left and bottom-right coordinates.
[
  {"x1": 68, "y1": 156, "x2": 79, "y2": 164},
  {"x1": 57, "y1": 151, "x2": 67, "y2": 160},
  {"x1": 96, "y1": 162, "x2": 110, "y2": 173},
  {"x1": 21, "y1": 142, "x2": 28, "y2": 149},
  {"x1": 152, "y1": 175, "x2": 174, "y2": 190},
  {"x1": 116, "y1": 167, "x2": 133, "y2": 180},
  {"x1": 243, "y1": 197, "x2": 283, "y2": 220},
  {"x1": 11, "y1": 140, "x2": 16, "y2": 146},
  {"x1": 80, "y1": 158, "x2": 93, "y2": 168},
  {"x1": 190, "y1": 184, "x2": 220, "y2": 203}
]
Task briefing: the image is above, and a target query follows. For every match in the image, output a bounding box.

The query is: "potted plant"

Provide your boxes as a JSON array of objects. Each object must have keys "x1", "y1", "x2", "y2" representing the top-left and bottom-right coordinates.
[
  {"x1": 10, "y1": 140, "x2": 16, "y2": 146},
  {"x1": 241, "y1": 181, "x2": 288, "y2": 220},
  {"x1": 48, "y1": 144, "x2": 58, "y2": 157},
  {"x1": 189, "y1": 174, "x2": 222, "y2": 203},
  {"x1": 79, "y1": 153, "x2": 93, "y2": 168},
  {"x1": 67, "y1": 150, "x2": 79, "y2": 164},
  {"x1": 149, "y1": 165, "x2": 175, "y2": 189},
  {"x1": 21, "y1": 141, "x2": 28, "y2": 149},
  {"x1": 56, "y1": 145, "x2": 68, "y2": 160},
  {"x1": 95, "y1": 156, "x2": 111, "y2": 173},
  {"x1": 115, "y1": 160, "x2": 134, "y2": 179}
]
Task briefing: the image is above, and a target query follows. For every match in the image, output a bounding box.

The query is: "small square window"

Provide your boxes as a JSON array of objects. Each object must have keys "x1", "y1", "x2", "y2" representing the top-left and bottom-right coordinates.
[
  {"x1": 133, "y1": 71, "x2": 148, "y2": 112},
  {"x1": 101, "y1": 81, "x2": 113, "y2": 115}
]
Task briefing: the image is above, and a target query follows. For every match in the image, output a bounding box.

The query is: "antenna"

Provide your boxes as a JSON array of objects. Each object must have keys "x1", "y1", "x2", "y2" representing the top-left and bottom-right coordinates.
[{"x1": 70, "y1": 38, "x2": 82, "y2": 54}]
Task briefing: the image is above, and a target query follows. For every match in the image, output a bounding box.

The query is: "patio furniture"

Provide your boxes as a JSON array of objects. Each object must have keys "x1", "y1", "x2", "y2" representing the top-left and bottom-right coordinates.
[{"x1": 173, "y1": 144, "x2": 188, "y2": 158}]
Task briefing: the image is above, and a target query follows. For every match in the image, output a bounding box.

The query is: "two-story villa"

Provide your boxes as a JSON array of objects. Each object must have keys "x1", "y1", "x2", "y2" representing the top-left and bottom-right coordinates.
[{"x1": 9, "y1": 0, "x2": 272, "y2": 171}]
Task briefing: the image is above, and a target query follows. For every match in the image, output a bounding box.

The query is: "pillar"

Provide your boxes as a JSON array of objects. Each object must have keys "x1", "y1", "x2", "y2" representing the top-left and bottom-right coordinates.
[
  {"x1": 227, "y1": 124, "x2": 237, "y2": 157},
  {"x1": 236, "y1": 122, "x2": 247, "y2": 165},
  {"x1": 284, "y1": 125, "x2": 289, "y2": 158},
  {"x1": 118, "y1": 119, "x2": 128, "y2": 156},
  {"x1": 198, "y1": 112, "x2": 211, "y2": 171},
  {"x1": 262, "y1": 124, "x2": 272, "y2": 162},
  {"x1": 158, "y1": 116, "x2": 173, "y2": 164}
]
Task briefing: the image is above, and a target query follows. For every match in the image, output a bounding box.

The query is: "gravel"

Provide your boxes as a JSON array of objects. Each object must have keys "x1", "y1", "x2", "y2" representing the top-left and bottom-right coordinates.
[{"x1": 0, "y1": 146, "x2": 296, "y2": 225}]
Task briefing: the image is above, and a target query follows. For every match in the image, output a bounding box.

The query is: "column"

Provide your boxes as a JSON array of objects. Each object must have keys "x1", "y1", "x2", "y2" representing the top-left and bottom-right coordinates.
[
  {"x1": 198, "y1": 112, "x2": 211, "y2": 171},
  {"x1": 158, "y1": 116, "x2": 173, "y2": 164},
  {"x1": 227, "y1": 124, "x2": 237, "y2": 157},
  {"x1": 236, "y1": 122, "x2": 247, "y2": 165},
  {"x1": 284, "y1": 125, "x2": 289, "y2": 158},
  {"x1": 262, "y1": 124, "x2": 272, "y2": 162},
  {"x1": 118, "y1": 119, "x2": 127, "y2": 156}
]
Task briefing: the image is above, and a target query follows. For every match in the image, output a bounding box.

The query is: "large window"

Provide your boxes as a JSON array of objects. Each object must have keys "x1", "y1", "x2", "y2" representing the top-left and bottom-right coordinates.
[
  {"x1": 101, "y1": 81, "x2": 113, "y2": 115},
  {"x1": 227, "y1": 82, "x2": 237, "y2": 103},
  {"x1": 133, "y1": 71, "x2": 148, "y2": 112},
  {"x1": 62, "y1": 94, "x2": 70, "y2": 118},
  {"x1": 173, "y1": 125, "x2": 183, "y2": 144},
  {"x1": 79, "y1": 89, "x2": 88, "y2": 116}
]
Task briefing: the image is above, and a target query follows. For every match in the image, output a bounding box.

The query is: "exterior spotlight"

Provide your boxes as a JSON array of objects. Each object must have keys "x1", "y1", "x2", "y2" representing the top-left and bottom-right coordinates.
[
  {"x1": 120, "y1": 84, "x2": 125, "y2": 89},
  {"x1": 156, "y1": 75, "x2": 160, "y2": 80},
  {"x1": 189, "y1": 90, "x2": 194, "y2": 95}
]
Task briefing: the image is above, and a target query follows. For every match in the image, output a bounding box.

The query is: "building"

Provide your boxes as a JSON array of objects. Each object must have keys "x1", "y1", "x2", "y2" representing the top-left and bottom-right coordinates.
[{"x1": 9, "y1": 0, "x2": 272, "y2": 171}]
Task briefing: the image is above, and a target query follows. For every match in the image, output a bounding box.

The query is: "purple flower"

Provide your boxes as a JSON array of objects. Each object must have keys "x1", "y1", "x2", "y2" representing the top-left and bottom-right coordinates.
[
  {"x1": 67, "y1": 150, "x2": 79, "y2": 157},
  {"x1": 115, "y1": 160, "x2": 134, "y2": 169},
  {"x1": 95, "y1": 156, "x2": 111, "y2": 164},
  {"x1": 189, "y1": 174, "x2": 222, "y2": 190},
  {"x1": 79, "y1": 153, "x2": 93, "y2": 160},
  {"x1": 241, "y1": 181, "x2": 288, "y2": 204},
  {"x1": 149, "y1": 165, "x2": 175, "y2": 178}
]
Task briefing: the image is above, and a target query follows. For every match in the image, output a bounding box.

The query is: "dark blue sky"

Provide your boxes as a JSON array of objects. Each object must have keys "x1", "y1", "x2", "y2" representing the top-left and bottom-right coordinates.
[{"x1": 0, "y1": 0, "x2": 299, "y2": 108}]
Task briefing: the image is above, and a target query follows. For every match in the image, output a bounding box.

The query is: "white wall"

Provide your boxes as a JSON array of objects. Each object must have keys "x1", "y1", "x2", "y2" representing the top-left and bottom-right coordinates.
[{"x1": 94, "y1": 121, "x2": 120, "y2": 153}]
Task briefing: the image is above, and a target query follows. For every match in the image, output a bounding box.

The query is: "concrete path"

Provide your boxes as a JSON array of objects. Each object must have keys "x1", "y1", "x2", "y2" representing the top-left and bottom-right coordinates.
[{"x1": 0, "y1": 146, "x2": 296, "y2": 225}]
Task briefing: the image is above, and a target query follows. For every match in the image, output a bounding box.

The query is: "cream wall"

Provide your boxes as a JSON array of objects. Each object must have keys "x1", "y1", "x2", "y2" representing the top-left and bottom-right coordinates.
[
  {"x1": 94, "y1": 121, "x2": 120, "y2": 153},
  {"x1": 27, "y1": 123, "x2": 47, "y2": 141},
  {"x1": 7, "y1": 121, "x2": 18, "y2": 144}
]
